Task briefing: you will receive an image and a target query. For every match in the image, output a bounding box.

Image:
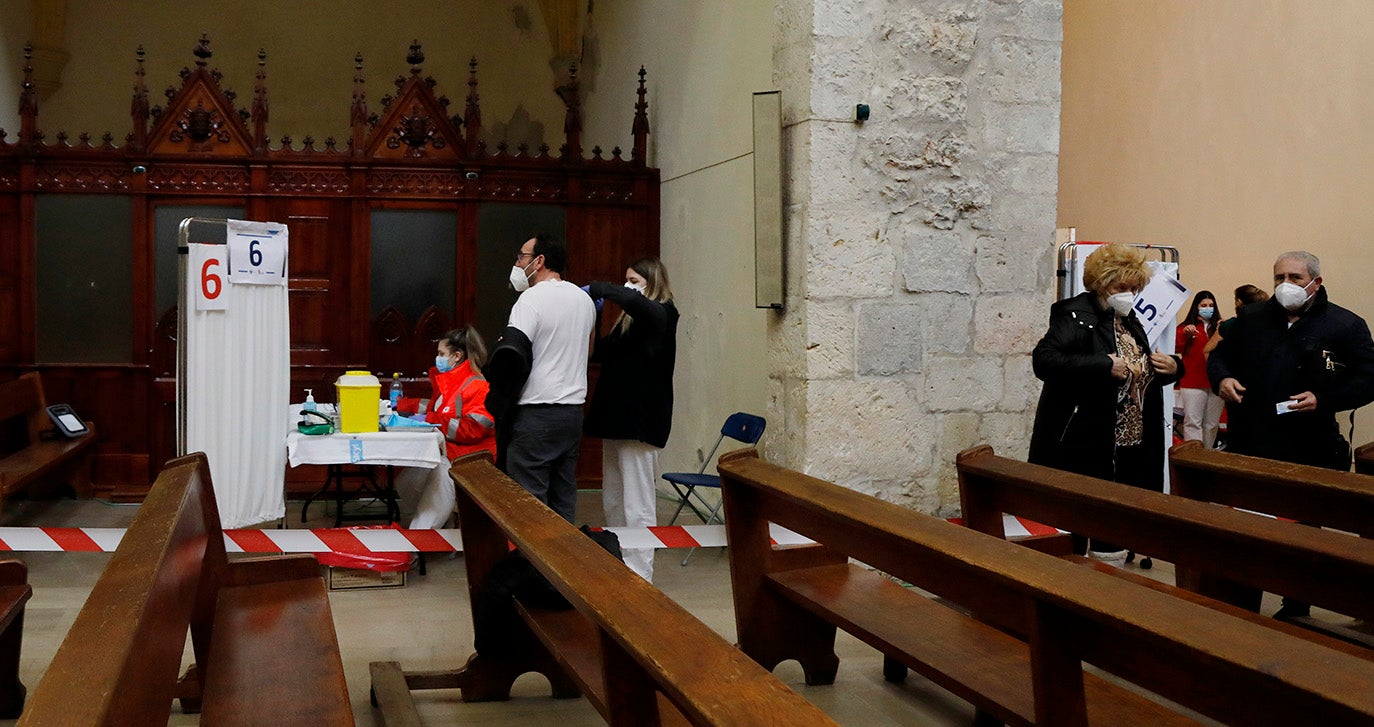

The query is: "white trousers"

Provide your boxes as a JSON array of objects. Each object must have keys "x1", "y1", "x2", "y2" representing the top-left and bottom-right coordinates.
[
  {"x1": 1178, "y1": 387, "x2": 1224, "y2": 449},
  {"x1": 602, "y1": 439, "x2": 661, "y2": 583},
  {"x1": 394, "y1": 461, "x2": 454, "y2": 530}
]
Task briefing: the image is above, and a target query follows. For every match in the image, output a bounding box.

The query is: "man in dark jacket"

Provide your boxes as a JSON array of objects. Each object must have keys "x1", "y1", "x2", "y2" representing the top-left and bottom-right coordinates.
[
  {"x1": 1208, "y1": 251, "x2": 1374, "y2": 471},
  {"x1": 1208, "y1": 250, "x2": 1374, "y2": 621}
]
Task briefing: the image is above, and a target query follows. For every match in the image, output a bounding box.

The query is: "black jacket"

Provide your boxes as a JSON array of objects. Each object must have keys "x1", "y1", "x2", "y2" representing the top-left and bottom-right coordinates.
[
  {"x1": 583, "y1": 282, "x2": 679, "y2": 449},
  {"x1": 1028, "y1": 292, "x2": 1182, "y2": 487},
  {"x1": 1207, "y1": 287, "x2": 1374, "y2": 468},
  {"x1": 484, "y1": 326, "x2": 532, "y2": 470}
]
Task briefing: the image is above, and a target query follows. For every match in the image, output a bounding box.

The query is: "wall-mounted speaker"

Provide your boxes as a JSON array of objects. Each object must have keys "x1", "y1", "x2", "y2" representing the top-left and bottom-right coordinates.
[{"x1": 752, "y1": 91, "x2": 784, "y2": 309}]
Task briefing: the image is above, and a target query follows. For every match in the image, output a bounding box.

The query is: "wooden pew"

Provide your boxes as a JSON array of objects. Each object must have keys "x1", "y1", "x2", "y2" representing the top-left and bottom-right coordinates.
[
  {"x1": 0, "y1": 372, "x2": 95, "y2": 504},
  {"x1": 0, "y1": 561, "x2": 31, "y2": 718},
  {"x1": 719, "y1": 448, "x2": 1374, "y2": 726},
  {"x1": 1169, "y1": 439, "x2": 1374, "y2": 537},
  {"x1": 20, "y1": 453, "x2": 352, "y2": 726},
  {"x1": 1355, "y1": 440, "x2": 1374, "y2": 476},
  {"x1": 957, "y1": 444, "x2": 1374, "y2": 622},
  {"x1": 370, "y1": 452, "x2": 834, "y2": 727}
]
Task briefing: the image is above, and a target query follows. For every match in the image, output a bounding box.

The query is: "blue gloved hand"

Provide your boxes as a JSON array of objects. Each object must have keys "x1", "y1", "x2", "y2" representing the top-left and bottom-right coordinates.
[
  {"x1": 408, "y1": 413, "x2": 428, "y2": 423},
  {"x1": 581, "y1": 284, "x2": 604, "y2": 312}
]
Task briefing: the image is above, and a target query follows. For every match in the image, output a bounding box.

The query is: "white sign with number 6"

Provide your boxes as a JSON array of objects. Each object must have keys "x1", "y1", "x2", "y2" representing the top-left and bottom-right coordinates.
[
  {"x1": 226, "y1": 219, "x2": 288, "y2": 286},
  {"x1": 190, "y1": 243, "x2": 228, "y2": 311}
]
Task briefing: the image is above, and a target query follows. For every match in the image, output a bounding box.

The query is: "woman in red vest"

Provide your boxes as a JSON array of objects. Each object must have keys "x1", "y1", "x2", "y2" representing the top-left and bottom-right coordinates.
[
  {"x1": 1176, "y1": 290, "x2": 1223, "y2": 447},
  {"x1": 394, "y1": 326, "x2": 496, "y2": 528}
]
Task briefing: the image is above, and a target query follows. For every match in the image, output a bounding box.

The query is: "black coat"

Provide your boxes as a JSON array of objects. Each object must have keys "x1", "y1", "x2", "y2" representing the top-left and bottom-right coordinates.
[
  {"x1": 484, "y1": 326, "x2": 532, "y2": 470},
  {"x1": 1206, "y1": 287, "x2": 1374, "y2": 468},
  {"x1": 1028, "y1": 292, "x2": 1182, "y2": 487},
  {"x1": 583, "y1": 282, "x2": 679, "y2": 448}
]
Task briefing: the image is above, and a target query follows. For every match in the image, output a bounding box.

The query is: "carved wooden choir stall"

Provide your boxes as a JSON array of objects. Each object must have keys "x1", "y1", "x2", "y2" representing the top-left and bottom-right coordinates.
[{"x1": 0, "y1": 37, "x2": 660, "y2": 501}]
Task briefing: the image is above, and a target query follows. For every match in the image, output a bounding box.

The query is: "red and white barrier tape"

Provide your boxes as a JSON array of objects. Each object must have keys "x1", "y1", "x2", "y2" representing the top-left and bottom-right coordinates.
[{"x1": 0, "y1": 515, "x2": 1061, "y2": 554}]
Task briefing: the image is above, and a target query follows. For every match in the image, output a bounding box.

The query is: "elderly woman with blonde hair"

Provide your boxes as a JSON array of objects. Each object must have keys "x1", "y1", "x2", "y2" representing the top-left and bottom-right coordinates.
[{"x1": 1027, "y1": 243, "x2": 1182, "y2": 559}]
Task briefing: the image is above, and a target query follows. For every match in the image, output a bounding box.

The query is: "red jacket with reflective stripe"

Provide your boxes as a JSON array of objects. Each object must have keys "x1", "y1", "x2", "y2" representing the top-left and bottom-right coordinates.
[{"x1": 397, "y1": 361, "x2": 497, "y2": 460}]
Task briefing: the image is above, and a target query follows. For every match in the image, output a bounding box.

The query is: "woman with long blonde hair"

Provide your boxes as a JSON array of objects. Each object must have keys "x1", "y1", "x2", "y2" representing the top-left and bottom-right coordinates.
[{"x1": 582, "y1": 257, "x2": 679, "y2": 583}]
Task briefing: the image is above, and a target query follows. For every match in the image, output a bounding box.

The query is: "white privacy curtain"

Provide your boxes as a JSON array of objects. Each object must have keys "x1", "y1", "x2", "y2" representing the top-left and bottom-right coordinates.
[{"x1": 179, "y1": 219, "x2": 290, "y2": 527}]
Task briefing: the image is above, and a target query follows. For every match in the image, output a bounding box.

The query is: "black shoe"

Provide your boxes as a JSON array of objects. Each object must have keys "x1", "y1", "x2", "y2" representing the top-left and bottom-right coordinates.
[{"x1": 1274, "y1": 603, "x2": 1311, "y2": 620}]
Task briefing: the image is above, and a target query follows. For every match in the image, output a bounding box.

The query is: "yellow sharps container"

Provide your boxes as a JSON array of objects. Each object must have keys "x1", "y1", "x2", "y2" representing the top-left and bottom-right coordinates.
[{"x1": 335, "y1": 370, "x2": 381, "y2": 433}]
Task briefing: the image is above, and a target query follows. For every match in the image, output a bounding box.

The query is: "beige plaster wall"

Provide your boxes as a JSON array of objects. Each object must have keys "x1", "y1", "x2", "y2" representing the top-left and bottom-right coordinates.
[
  {"x1": 0, "y1": 0, "x2": 566, "y2": 144},
  {"x1": 1060, "y1": 0, "x2": 1374, "y2": 449},
  {"x1": 580, "y1": 1, "x2": 774, "y2": 474},
  {"x1": 0, "y1": 2, "x2": 35, "y2": 133}
]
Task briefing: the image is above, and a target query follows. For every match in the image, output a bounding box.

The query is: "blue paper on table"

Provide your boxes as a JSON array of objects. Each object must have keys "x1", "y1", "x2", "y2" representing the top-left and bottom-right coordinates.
[{"x1": 382, "y1": 413, "x2": 439, "y2": 430}]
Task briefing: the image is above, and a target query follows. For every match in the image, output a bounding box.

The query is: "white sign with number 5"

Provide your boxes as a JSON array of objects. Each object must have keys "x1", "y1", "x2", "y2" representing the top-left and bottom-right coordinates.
[
  {"x1": 190, "y1": 243, "x2": 227, "y2": 311},
  {"x1": 226, "y1": 219, "x2": 288, "y2": 286},
  {"x1": 1133, "y1": 266, "x2": 1190, "y2": 348}
]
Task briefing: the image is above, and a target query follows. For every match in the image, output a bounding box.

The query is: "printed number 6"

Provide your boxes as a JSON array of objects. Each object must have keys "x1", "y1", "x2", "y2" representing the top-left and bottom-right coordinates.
[
  {"x1": 201, "y1": 259, "x2": 222, "y2": 300},
  {"x1": 249, "y1": 240, "x2": 263, "y2": 267},
  {"x1": 1134, "y1": 298, "x2": 1157, "y2": 321}
]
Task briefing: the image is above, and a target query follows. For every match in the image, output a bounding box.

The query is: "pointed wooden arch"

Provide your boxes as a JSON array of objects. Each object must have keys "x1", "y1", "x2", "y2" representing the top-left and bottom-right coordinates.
[
  {"x1": 363, "y1": 72, "x2": 464, "y2": 160},
  {"x1": 146, "y1": 38, "x2": 255, "y2": 156}
]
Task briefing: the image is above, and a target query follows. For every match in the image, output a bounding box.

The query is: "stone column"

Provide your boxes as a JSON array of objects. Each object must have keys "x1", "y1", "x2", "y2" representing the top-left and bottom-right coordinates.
[{"x1": 769, "y1": 0, "x2": 1062, "y2": 514}]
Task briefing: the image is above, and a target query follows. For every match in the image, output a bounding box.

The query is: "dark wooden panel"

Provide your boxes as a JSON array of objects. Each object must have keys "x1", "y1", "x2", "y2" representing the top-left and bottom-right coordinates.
[
  {"x1": 0, "y1": 196, "x2": 18, "y2": 364},
  {"x1": 0, "y1": 43, "x2": 659, "y2": 498}
]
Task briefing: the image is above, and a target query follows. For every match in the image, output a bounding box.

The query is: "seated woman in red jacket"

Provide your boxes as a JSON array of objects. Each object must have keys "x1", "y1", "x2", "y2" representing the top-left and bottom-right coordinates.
[{"x1": 394, "y1": 326, "x2": 496, "y2": 528}]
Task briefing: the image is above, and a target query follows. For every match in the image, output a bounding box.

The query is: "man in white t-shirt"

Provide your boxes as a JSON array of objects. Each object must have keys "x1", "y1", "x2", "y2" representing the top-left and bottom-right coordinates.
[{"x1": 503, "y1": 234, "x2": 596, "y2": 521}]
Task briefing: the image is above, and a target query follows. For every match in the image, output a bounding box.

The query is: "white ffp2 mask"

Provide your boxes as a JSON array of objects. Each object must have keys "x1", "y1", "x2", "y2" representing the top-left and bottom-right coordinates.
[
  {"x1": 509, "y1": 263, "x2": 533, "y2": 292},
  {"x1": 1106, "y1": 292, "x2": 1136, "y2": 317},
  {"x1": 1274, "y1": 280, "x2": 1315, "y2": 311}
]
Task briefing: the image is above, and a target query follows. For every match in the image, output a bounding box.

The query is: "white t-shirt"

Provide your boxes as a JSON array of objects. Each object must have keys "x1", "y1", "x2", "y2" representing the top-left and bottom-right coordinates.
[{"x1": 507, "y1": 278, "x2": 596, "y2": 405}]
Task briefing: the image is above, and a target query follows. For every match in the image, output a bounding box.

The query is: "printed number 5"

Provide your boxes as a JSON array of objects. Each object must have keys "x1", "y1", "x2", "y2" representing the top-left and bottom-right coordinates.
[
  {"x1": 1134, "y1": 298, "x2": 1157, "y2": 321},
  {"x1": 249, "y1": 240, "x2": 263, "y2": 267}
]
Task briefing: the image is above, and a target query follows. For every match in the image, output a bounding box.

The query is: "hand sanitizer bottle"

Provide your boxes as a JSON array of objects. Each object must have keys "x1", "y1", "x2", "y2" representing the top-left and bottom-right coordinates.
[{"x1": 389, "y1": 374, "x2": 403, "y2": 412}]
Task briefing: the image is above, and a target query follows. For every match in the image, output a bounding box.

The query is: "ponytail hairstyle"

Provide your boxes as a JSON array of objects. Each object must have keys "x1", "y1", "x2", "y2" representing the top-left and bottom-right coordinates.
[{"x1": 442, "y1": 325, "x2": 488, "y2": 374}]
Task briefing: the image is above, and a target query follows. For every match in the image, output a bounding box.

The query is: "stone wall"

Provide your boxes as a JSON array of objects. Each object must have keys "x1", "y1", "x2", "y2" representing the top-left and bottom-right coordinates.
[{"x1": 769, "y1": 0, "x2": 1061, "y2": 515}]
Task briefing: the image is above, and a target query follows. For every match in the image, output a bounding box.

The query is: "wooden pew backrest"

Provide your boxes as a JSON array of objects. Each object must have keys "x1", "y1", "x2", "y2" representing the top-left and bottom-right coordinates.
[
  {"x1": 724, "y1": 447, "x2": 1374, "y2": 726},
  {"x1": 1169, "y1": 439, "x2": 1374, "y2": 537},
  {"x1": 449, "y1": 453, "x2": 833, "y2": 726},
  {"x1": 20, "y1": 453, "x2": 213, "y2": 726},
  {"x1": 0, "y1": 374, "x2": 46, "y2": 443},
  {"x1": 956, "y1": 444, "x2": 1374, "y2": 620}
]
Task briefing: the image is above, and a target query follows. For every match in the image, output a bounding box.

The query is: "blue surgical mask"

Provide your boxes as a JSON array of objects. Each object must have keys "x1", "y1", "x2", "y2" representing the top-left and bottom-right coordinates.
[
  {"x1": 1198, "y1": 306, "x2": 1215, "y2": 320},
  {"x1": 435, "y1": 355, "x2": 454, "y2": 373}
]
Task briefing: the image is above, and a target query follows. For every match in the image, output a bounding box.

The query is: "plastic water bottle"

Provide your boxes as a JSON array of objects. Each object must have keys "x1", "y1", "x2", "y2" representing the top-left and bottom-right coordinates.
[{"x1": 389, "y1": 374, "x2": 403, "y2": 412}]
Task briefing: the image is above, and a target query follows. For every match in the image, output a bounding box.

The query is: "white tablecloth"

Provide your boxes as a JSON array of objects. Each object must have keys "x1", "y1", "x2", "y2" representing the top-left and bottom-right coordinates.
[
  {"x1": 286, "y1": 405, "x2": 446, "y2": 468},
  {"x1": 286, "y1": 405, "x2": 453, "y2": 528},
  {"x1": 286, "y1": 429, "x2": 446, "y2": 468}
]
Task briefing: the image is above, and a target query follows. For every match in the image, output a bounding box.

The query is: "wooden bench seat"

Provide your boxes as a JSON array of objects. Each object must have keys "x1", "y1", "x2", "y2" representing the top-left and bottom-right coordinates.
[
  {"x1": 957, "y1": 444, "x2": 1374, "y2": 621},
  {"x1": 767, "y1": 563, "x2": 1192, "y2": 726},
  {"x1": 0, "y1": 373, "x2": 94, "y2": 502},
  {"x1": 371, "y1": 453, "x2": 834, "y2": 727},
  {"x1": 720, "y1": 448, "x2": 1374, "y2": 725},
  {"x1": 19, "y1": 453, "x2": 352, "y2": 726}
]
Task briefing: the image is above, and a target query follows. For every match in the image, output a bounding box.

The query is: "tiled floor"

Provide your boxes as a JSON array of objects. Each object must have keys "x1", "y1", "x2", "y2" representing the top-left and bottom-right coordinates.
[{"x1": 0, "y1": 489, "x2": 1337, "y2": 725}]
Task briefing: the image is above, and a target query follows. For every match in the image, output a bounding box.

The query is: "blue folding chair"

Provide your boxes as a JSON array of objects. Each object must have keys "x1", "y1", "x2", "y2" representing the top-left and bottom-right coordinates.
[{"x1": 663, "y1": 413, "x2": 766, "y2": 564}]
